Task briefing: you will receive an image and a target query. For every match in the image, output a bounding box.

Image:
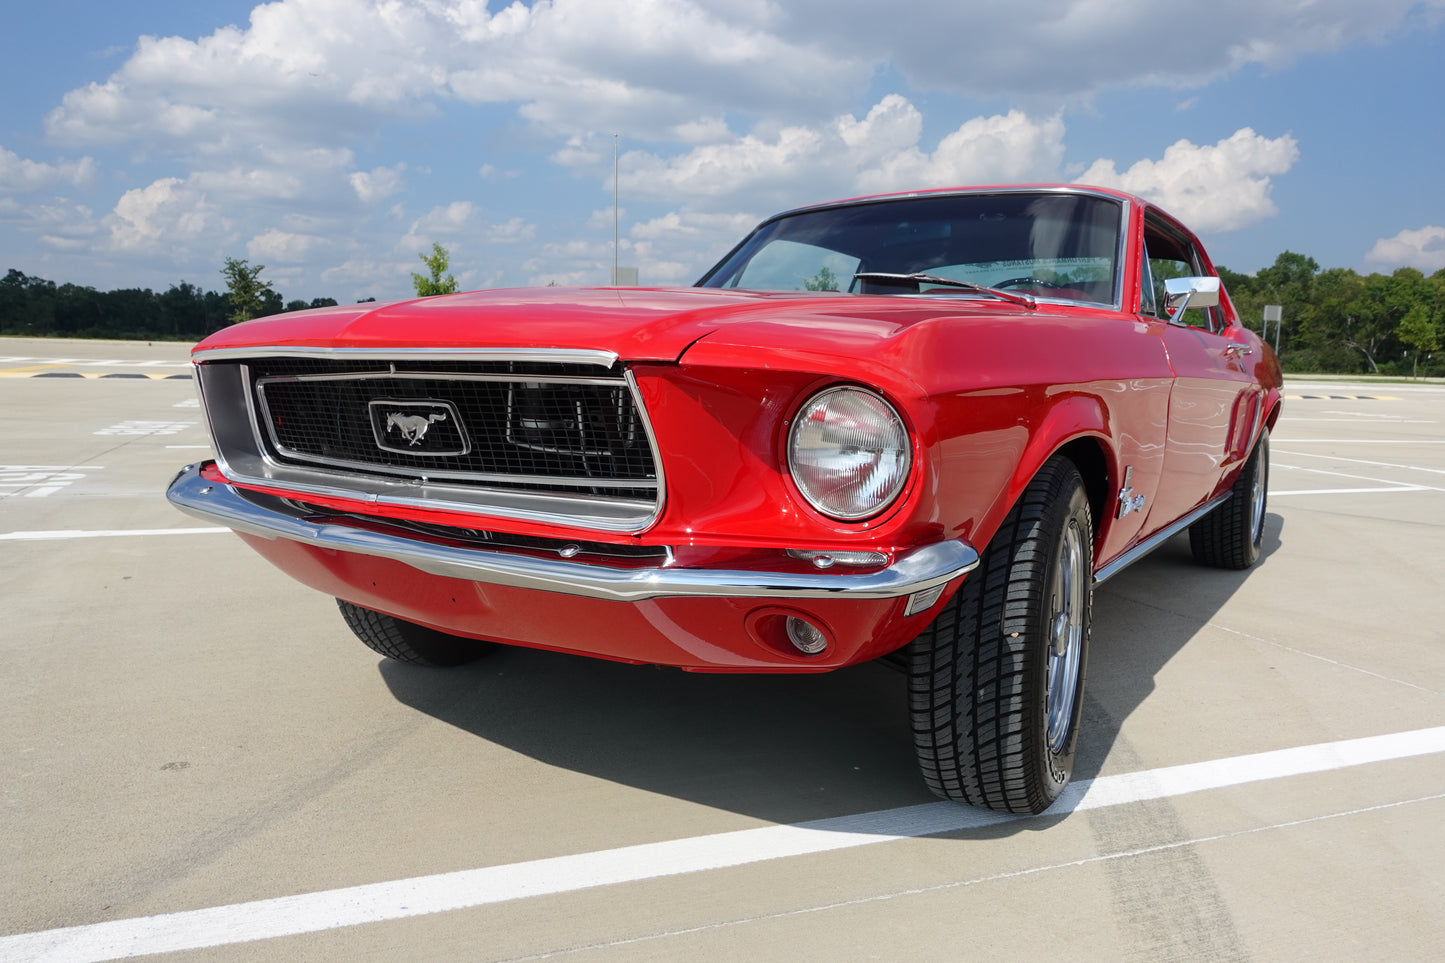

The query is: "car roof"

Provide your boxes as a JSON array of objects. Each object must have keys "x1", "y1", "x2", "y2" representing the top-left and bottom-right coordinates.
[{"x1": 771, "y1": 184, "x2": 1142, "y2": 220}]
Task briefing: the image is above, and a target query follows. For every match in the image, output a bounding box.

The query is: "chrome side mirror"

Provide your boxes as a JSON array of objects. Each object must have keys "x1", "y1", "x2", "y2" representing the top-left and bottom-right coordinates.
[{"x1": 1164, "y1": 276, "x2": 1221, "y2": 323}]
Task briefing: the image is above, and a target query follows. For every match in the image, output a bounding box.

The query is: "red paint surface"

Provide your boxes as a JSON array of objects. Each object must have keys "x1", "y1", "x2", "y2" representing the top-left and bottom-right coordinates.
[{"x1": 196, "y1": 187, "x2": 1282, "y2": 671}]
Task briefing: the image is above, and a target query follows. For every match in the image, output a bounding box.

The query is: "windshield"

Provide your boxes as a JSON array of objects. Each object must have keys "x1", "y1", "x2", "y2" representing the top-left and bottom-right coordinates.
[{"x1": 697, "y1": 191, "x2": 1124, "y2": 306}]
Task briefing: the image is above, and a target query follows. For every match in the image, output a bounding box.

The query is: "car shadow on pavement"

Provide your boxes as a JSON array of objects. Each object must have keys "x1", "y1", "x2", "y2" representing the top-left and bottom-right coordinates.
[{"x1": 380, "y1": 513, "x2": 1284, "y2": 833}]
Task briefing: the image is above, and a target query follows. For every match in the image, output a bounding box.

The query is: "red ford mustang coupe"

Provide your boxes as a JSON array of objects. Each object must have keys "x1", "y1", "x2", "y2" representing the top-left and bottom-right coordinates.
[{"x1": 169, "y1": 185, "x2": 1281, "y2": 815}]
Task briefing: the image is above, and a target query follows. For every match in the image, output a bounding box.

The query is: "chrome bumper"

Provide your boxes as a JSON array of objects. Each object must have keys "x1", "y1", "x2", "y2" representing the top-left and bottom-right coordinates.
[{"x1": 166, "y1": 463, "x2": 979, "y2": 604}]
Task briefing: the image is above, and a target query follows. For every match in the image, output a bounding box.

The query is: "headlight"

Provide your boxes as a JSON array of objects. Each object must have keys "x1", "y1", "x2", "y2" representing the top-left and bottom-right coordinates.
[{"x1": 788, "y1": 386, "x2": 911, "y2": 520}]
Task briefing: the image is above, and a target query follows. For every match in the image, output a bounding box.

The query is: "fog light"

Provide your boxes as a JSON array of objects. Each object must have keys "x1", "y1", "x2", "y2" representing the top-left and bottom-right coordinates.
[{"x1": 785, "y1": 617, "x2": 828, "y2": 655}]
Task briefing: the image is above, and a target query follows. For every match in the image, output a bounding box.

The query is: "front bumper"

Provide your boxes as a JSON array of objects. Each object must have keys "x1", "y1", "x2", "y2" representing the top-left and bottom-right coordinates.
[{"x1": 167, "y1": 462, "x2": 977, "y2": 605}]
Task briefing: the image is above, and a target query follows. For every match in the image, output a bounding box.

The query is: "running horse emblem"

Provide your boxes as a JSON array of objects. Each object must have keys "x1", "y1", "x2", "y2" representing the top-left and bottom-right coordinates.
[{"x1": 385, "y1": 411, "x2": 447, "y2": 447}]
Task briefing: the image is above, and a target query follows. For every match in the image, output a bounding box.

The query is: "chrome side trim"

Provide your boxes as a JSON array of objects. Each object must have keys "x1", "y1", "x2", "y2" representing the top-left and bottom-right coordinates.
[
  {"x1": 193, "y1": 346, "x2": 621, "y2": 367},
  {"x1": 1093, "y1": 493, "x2": 1229, "y2": 585},
  {"x1": 167, "y1": 463, "x2": 978, "y2": 603}
]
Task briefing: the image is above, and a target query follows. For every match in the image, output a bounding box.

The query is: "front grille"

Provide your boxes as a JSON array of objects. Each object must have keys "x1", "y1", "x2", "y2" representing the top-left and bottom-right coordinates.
[{"x1": 245, "y1": 358, "x2": 658, "y2": 499}]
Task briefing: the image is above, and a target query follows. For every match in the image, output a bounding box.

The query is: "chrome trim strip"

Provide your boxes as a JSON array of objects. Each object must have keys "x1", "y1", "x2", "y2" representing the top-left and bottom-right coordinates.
[
  {"x1": 624, "y1": 367, "x2": 667, "y2": 517},
  {"x1": 167, "y1": 463, "x2": 977, "y2": 603},
  {"x1": 193, "y1": 346, "x2": 621, "y2": 367},
  {"x1": 253, "y1": 369, "x2": 629, "y2": 387},
  {"x1": 1093, "y1": 493, "x2": 1230, "y2": 585},
  {"x1": 200, "y1": 355, "x2": 665, "y2": 532},
  {"x1": 253, "y1": 376, "x2": 654, "y2": 487}
]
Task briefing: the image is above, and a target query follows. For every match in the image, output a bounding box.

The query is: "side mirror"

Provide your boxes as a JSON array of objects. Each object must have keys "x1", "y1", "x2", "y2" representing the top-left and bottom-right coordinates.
[{"x1": 1164, "y1": 276, "x2": 1221, "y2": 323}]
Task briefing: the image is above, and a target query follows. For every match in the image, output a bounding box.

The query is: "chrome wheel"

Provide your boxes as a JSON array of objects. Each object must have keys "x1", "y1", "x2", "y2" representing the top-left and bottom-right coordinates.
[
  {"x1": 1046, "y1": 519, "x2": 1087, "y2": 754},
  {"x1": 907, "y1": 456, "x2": 1092, "y2": 814},
  {"x1": 1249, "y1": 436, "x2": 1268, "y2": 546}
]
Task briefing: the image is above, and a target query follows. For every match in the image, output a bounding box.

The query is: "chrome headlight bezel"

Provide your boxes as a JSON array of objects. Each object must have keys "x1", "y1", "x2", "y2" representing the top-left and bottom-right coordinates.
[{"x1": 786, "y1": 385, "x2": 912, "y2": 521}]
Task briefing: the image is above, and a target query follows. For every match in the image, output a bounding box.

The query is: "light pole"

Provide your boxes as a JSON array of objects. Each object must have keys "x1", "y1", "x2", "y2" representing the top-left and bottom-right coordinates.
[{"x1": 612, "y1": 134, "x2": 619, "y2": 286}]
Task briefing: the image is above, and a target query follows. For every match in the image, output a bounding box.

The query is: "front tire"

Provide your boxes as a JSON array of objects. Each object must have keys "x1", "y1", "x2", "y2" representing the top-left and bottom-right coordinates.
[
  {"x1": 337, "y1": 600, "x2": 493, "y2": 667},
  {"x1": 1190, "y1": 428, "x2": 1269, "y2": 569},
  {"x1": 908, "y1": 456, "x2": 1093, "y2": 815}
]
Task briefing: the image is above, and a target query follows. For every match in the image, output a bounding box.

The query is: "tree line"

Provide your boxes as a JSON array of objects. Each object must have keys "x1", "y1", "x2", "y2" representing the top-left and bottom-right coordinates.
[
  {"x1": 0, "y1": 263, "x2": 343, "y2": 342},
  {"x1": 3, "y1": 247, "x2": 1441, "y2": 376},
  {"x1": 1220, "y1": 253, "x2": 1444, "y2": 377},
  {"x1": 0, "y1": 244, "x2": 457, "y2": 342}
]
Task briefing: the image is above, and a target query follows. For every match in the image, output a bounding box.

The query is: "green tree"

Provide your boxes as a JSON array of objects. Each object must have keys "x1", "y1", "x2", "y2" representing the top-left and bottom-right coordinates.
[
  {"x1": 1397, "y1": 304, "x2": 1440, "y2": 377},
  {"x1": 221, "y1": 257, "x2": 278, "y2": 323},
  {"x1": 411, "y1": 242, "x2": 459, "y2": 296},
  {"x1": 803, "y1": 266, "x2": 839, "y2": 291}
]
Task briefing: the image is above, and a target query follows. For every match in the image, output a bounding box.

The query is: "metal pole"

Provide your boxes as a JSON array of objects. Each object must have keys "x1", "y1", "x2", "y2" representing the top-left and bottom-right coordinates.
[{"x1": 612, "y1": 134, "x2": 619, "y2": 286}]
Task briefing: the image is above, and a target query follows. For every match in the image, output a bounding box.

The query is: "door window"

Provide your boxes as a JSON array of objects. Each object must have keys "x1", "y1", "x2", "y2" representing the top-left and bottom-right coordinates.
[{"x1": 1142, "y1": 220, "x2": 1221, "y2": 332}]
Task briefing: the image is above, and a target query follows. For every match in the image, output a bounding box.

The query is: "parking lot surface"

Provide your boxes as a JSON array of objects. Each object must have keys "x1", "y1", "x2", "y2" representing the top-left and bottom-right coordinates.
[{"x1": 2, "y1": 337, "x2": 1443, "y2": 961}]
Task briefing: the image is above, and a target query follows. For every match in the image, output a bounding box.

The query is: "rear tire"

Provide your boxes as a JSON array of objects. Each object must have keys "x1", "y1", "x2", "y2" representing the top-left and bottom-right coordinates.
[
  {"x1": 337, "y1": 600, "x2": 493, "y2": 667},
  {"x1": 1190, "y1": 428, "x2": 1269, "y2": 569},
  {"x1": 908, "y1": 456, "x2": 1093, "y2": 815}
]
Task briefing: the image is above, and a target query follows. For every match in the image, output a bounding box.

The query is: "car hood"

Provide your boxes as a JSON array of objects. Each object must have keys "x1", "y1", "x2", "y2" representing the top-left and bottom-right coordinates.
[{"x1": 193, "y1": 287, "x2": 1033, "y2": 363}]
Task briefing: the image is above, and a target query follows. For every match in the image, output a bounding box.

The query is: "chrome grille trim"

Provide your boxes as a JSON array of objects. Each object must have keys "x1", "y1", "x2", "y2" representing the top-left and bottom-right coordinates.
[
  {"x1": 195, "y1": 348, "x2": 665, "y2": 533},
  {"x1": 249, "y1": 368, "x2": 658, "y2": 489},
  {"x1": 194, "y1": 345, "x2": 620, "y2": 367}
]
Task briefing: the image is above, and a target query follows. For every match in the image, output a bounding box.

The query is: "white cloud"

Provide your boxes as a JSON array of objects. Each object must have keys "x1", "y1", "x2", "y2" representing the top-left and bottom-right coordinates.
[
  {"x1": 399, "y1": 200, "x2": 477, "y2": 250},
  {"x1": 856, "y1": 109, "x2": 1065, "y2": 193},
  {"x1": 769, "y1": 0, "x2": 1445, "y2": 100},
  {"x1": 485, "y1": 218, "x2": 536, "y2": 243},
  {"x1": 40, "y1": 0, "x2": 1442, "y2": 165},
  {"x1": 107, "y1": 177, "x2": 231, "y2": 252},
  {"x1": 44, "y1": 0, "x2": 862, "y2": 155},
  {"x1": 1366, "y1": 227, "x2": 1445, "y2": 273},
  {"x1": 0, "y1": 197, "x2": 101, "y2": 254},
  {"x1": 629, "y1": 209, "x2": 760, "y2": 282},
  {"x1": 350, "y1": 163, "x2": 406, "y2": 203},
  {"x1": 23, "y1": 0, "x2": 1414, "y2": 298},
  {"x1": 1079, "y1": 128, "x2": 1299, "y2": 231},
  {"x1": 614, "y1": 98, "x2": 1066, "y2": 211},
  {"x1": 247, "y1": 228, "x2": 328, "y2": 262},
  {"x1": 320, "y1": 257, "x2": 411, "y2": 296},
  {"x1": 620, "y1": 125, "x2": 827, "y2": 203},
  {"x1": 0, "y1": 146, "x2": 96, "y2": 192}
]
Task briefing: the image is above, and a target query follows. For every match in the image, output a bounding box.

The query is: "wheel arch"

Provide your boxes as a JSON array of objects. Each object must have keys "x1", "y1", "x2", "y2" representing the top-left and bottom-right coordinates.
[
  {"x1": 1053, "y1": 436, "x2": 1111, "y2": 542},
  {"x1": 985, "y1": 395, "x2": 1115, "y2": 553}
]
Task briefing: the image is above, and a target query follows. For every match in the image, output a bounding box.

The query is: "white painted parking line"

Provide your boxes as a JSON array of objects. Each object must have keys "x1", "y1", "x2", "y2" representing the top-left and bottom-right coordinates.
[
  {"x1": 3, "y1": 727, "x2": 1442, "y2": 963},
  {"x1": 512, "y1": 792, "x2": 1445, "y2": 962},
  {"x1": 1271, "y1": 487, "x2": 1429, "y2": 496},
  {"x1": 1273, "y1": 463, "x2": 1445, "y2": 493},
  {"x1": 0, "y1": 528, "x2": 229, "y2": 541},
  {"x1": 1274, "y1": 449, "x2": 1445, "y2": 476},
  {"x1": 0, "y1": 466, "x2": 106, "y2": 499},
  {"x1": 93, "y1": 421, "x2": 196, "y2": 437}
]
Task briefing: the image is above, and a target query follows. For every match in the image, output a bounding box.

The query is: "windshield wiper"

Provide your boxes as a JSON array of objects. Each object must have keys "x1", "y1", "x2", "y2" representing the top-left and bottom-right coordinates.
[{"x1": 852, "y1": 272, "x2": 1037, "y2": 309}]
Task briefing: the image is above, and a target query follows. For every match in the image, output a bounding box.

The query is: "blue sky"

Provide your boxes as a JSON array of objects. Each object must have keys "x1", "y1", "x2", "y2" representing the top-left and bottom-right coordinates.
[{"x1": 2, "y1": 0, "x2": 1442, "y2": 304}]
